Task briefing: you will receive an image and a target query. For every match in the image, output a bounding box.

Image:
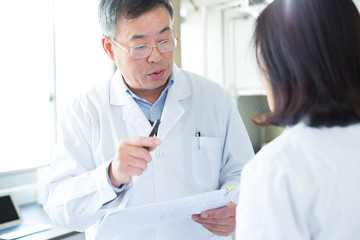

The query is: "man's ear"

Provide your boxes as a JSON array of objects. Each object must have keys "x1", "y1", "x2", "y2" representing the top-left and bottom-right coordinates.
[{"x1": 102, "y1": 37, "x2": 115, "y2": 61}]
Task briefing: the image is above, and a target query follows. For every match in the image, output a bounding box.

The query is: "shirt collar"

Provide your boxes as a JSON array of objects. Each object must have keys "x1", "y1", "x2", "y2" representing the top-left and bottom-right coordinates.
[
  {"x1": 109, "y1": 64, "x2": 190, "y2": 106},
  {"x1": 125, "y1": 73, "x2": 174, "y2": 104}
]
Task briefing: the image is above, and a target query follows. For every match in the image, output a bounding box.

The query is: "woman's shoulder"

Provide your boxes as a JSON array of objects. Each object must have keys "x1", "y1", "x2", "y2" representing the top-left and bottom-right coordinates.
[
  {"x1": 246, "y1": 123, "x2": 319, "y2": 173},
  {"x1": 246, "y1": 122, "x2": 360, "y2": 177}
]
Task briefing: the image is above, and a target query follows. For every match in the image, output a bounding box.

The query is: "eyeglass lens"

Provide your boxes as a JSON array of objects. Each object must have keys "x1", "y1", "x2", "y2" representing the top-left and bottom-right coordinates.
[{"x1": 131, "y1": 38, "x2": 177, "y2": 59}]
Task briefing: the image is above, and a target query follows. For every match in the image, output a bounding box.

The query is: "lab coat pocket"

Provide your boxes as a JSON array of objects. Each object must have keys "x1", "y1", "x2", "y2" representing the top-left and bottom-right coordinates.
[{"x1": 191, "y1": 136, "x2": 222, "y2": 190}]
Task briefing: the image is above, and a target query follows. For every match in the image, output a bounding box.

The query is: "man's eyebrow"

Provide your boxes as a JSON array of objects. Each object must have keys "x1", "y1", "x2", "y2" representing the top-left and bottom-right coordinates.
[
  {"x1": 158, "y1": 26, "x2": 171, "y2": 35},
  {"x1": 130, "y1": 26, "x2": 171, "y2": 41}
]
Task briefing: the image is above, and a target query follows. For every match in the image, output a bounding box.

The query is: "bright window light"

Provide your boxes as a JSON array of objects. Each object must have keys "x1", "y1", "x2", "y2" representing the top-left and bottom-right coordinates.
[
  {"x1": 0, "y1": 0, "x2": 114, "y2": 174},
  {"x1": 54, "y1": 0, "x2": 114, "y2": 129},
  {"x1": 0, "y1": 0, "x2": 51, "y2": 173}
]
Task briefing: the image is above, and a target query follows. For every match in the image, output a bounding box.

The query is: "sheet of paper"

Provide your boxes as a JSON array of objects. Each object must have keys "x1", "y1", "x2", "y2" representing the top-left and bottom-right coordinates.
[{"x1": 96, "y1": 187, "x2": 235, "y2": 239}]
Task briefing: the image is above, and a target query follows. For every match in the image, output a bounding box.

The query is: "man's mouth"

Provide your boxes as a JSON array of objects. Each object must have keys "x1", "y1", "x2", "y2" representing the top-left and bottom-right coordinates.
[{"x1": 149, "y1": 69, "x2": 165, "y2": 80}]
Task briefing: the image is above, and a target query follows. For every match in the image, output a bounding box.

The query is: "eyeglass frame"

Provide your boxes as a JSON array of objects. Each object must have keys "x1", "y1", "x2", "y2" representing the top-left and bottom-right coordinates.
[{"x1": 110, "y1": 37, "x2": 178, "y2": 59}]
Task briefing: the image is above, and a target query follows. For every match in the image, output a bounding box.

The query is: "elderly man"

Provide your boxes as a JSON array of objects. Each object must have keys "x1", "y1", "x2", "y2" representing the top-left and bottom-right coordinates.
[{"x1": 43, "y1": 0, "x2": 253, "y2": 239}]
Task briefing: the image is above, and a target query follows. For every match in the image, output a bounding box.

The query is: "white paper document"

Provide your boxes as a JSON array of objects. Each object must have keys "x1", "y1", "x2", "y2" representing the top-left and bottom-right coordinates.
[{"x1": 96, "y1": 187, "x2": 235, "y2": 239}]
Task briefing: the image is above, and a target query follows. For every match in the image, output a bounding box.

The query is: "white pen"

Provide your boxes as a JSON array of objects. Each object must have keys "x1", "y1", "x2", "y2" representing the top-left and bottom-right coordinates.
[{"x1": 196, "y1": 130, "x2": 201, "y2": 150}]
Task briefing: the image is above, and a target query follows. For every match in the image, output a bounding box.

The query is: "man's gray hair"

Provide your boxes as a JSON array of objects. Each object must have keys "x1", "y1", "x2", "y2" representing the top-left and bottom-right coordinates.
[{"x1": 98, "y1": 0, "x2": 174, "y2": 39}]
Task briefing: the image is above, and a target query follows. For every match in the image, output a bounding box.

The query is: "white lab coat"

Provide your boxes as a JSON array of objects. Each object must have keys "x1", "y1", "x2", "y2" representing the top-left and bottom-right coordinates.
[
  {"x1": 236, "y1": 122, "x2": 360, "y2": 240},
  {"x1": 43, "y1": 65, "x2": 254, "y2": 240}
]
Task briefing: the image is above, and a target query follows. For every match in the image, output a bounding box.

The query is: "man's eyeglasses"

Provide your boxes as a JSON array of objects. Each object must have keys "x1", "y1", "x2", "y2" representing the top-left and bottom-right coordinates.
[{"x1": 111, "y1": 38, "x2": 178, "y2": 59}]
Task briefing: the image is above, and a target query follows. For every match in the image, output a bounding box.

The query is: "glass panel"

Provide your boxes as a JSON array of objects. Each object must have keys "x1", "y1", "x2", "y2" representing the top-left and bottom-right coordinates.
[
  {"x1": 0, "y1": 0, "x2": 51, "y2": 173},
  {"x1": 54, "y1": 0, "x2": 115, "y2": 130}
]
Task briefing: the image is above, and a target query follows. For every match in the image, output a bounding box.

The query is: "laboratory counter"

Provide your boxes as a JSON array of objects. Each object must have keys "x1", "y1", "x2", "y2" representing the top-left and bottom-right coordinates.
[{"x1": 19, "y1": 203, "x2": 85, "y2": 240}]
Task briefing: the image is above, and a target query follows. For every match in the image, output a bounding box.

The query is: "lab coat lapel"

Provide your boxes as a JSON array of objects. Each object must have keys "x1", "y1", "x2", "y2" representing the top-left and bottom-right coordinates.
[
  {"x1": 158, "y1": 65, "x2": 191, "y2": 140},
  {"x1": 159, "y1": 92, "x2": 184, "y2": 140},
  {"x1": 109, "y1": 70, "x2": 151, "y2": 136},
  {"x1": 109, "y1": 66, "x2": 191, "y2": 138},
  {"x1": 122, "y1": 100, "x2": 151, "y2": 136}
]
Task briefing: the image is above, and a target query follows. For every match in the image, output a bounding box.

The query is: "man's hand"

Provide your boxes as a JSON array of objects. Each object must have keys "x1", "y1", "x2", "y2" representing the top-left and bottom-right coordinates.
[
  {"x1": 109, "y1": 137, "x2": 161, "y2": 187},
  {"x1": 192, "y1": 202, "x2": 236, "y2": 236}
]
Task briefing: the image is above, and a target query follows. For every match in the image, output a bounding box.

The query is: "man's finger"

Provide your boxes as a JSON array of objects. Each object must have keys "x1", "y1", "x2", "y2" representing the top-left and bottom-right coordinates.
[
  {"x1": 199, "y1": 202, "x2": 236, "y2": 219},
  {"x1": 202, "y1": 207, "x2": 232, "y2": 219},
  {"x1": 128, "y1": 158, "x2": 148, "y2": 170},
  {"x1": 192, "y1": 215, "x2": 234, "y2": 226},
  {"x1": 123, "y1": 145, "x2": 152, "y2": 162},
  {"x1": 127, "y1": 165, "x2": 147, "y2": 176},
  {"x1": 122, "y1": 137, "x2": 161, "y2": 150}
]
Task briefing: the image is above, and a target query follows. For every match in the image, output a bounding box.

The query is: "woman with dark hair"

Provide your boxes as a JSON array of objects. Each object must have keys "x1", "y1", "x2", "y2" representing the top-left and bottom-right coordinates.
[{"x1": 236, "y1": 0, "x2": 360, "y2": 239}]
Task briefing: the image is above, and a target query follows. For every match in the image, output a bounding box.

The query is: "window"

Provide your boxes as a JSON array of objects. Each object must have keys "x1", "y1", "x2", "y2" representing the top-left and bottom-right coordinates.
[
  {"x1": 54, "y1": 0, "x2": 114, "y2": 128},
  {"x1": 0, "y1": 0, "x2": 51, "y2": 173},
  {"x1": 0, "y1": 0, "x2": 114, "y2": 176}
]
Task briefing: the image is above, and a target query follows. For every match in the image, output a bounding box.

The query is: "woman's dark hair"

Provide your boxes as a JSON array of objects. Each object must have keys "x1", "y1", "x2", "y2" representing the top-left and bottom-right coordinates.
[
  {"x1": 98, "y1": 0, "x2": 174, "y2": 39},
  {"x1": 254, "y1": 0, "x2": 360, "y2": 127}
]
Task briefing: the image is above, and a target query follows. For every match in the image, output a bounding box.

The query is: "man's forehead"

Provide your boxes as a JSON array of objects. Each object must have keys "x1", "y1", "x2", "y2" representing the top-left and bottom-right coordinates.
[
  {"x1": 129, "y1": 26, "x2": 172, "y2": 40},
  {"x1": 117, "y1": 20, "x2": 172, "y2": 42},
  {"x1": 116, "y1": 6, "x2": 172, "y2": 40}
]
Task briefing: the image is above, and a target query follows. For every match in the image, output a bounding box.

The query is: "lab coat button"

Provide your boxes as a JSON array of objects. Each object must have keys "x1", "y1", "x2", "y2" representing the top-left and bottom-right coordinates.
[{"x1": 155, "y1": 149, "x2": 162, "y2": 158}]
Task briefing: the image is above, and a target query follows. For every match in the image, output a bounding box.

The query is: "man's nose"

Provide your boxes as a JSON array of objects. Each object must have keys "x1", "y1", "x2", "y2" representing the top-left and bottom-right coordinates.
[{"x1": 147, "y1": 45, "x2": 162, "y2": 63}]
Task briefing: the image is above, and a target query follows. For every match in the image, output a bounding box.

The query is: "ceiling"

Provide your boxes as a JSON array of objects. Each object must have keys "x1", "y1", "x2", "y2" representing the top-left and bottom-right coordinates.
[
  {"x1": 180, "y1": 0, "x2": 235, "y2": 9},
  {"x1": 180, "y1": 0, "x2": 269, "y2": 10}
]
